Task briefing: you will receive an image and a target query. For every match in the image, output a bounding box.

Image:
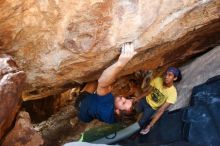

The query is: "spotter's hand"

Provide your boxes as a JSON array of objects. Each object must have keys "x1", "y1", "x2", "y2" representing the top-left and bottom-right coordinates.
[{"x1": 140, "y1": 125, "x2": 151, "y2": 135}]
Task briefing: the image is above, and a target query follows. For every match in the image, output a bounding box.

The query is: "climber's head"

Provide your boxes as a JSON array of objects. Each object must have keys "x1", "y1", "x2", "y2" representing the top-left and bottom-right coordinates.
[
  {"x1": 114, "y1": 95, "x2": 133, "y2": 115},
  {"x1": 164, "y1": 67, "x2": 182, "y2": 86}
]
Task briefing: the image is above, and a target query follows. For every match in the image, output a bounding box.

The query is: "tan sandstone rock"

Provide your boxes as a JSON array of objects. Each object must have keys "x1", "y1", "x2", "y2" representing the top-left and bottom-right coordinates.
[
  {"x1": 0, "y1": 55, "x2": 26, "y2": 139},
  {"x1": 2, "y1": 111, "x2": 44, "y2": 146},
  {"x1": 0, "y1": 0, "x2": 219, "y2": 100}
]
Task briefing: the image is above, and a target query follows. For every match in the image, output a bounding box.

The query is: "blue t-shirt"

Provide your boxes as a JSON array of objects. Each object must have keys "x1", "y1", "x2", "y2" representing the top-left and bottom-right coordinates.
[{"x1": 78, "y1": 93, "x2": 116, "y2": 124}]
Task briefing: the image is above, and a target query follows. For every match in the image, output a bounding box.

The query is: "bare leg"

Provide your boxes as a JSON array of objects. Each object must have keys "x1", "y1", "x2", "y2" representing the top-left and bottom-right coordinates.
[{"x1": 81, "y1": 81, "x2": 98, "y2": 93}]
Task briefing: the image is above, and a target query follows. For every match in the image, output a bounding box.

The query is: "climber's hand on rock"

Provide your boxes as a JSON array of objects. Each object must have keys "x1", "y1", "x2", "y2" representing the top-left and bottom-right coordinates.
[{"x1": 117, "y1": 42, "x2": 137, "y2": 66}]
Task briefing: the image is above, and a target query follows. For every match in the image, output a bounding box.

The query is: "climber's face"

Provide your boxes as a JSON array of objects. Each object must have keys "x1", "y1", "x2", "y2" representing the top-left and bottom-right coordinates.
[
  {"x1": 163, "y1": 71, "x2": 177, "y2": 86},
  {"x1": 114, "y1": 96, "x2": 133, "y2": 114}
]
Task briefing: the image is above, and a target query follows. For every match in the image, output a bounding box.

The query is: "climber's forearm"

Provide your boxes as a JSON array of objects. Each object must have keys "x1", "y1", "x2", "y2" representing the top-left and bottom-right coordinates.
[
  {"x1": 98, "y1": 61, "x2": 125, "y2": 88},
  {"x1": 149, "y1": 102, "x2": 171, "y2": 127},
  {"x1": 97, "y1": 42, "x2": 136, "y2": 95}
]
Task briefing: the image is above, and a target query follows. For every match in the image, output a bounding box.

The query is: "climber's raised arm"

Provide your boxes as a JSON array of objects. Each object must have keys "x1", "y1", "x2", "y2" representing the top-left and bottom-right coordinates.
[{"x1": 97, "y1": 42, "x2": 137, "y2": 96}]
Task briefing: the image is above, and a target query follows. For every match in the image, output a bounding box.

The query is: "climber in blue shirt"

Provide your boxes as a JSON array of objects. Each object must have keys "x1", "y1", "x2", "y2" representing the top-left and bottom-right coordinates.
[{"x1": 75, "y1": 42, "x2": 137, "y2": 124}]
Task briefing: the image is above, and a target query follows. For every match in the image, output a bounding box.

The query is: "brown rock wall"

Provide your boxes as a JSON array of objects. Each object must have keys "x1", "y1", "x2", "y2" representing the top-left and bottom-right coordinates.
[
  {"x1": 0, "y1": 55, "x2": 26, "y2": 139},
  {"x1": 2, "y1": 111, "x2": 43, "y2": 146},
  {"x1": 0, "y1": 0, "x2": 219, "y2": 100}
]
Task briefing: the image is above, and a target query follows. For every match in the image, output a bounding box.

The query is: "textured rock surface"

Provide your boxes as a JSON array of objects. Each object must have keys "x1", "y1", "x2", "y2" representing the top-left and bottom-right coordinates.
[
  {"x1": 0, "y1": 55, "x2": 26, "y2": 139},
  {"x1": 2, "y1": 111, "x2": 44, "y2": 146},
  {"x1": 33, "y1": 104, "x2": 104, "y2": 146},
  {"x1": 0, "y1": 0, "x2": 220, "y2": 100},
  {"x1": 170, "y1": 46, "x2": 220, "y2": 111}
]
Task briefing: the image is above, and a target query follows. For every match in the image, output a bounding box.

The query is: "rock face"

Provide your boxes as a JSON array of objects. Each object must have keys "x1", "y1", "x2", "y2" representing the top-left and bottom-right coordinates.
[
  {"x1": 0, "y1": 0, "x2": 220, "y2": 100},
  {"x1": 170, "y1": 46, "x2": 220, "y2": 111},
  {"x1": 2, "y1": 111, "x2": 44, "y2": 146},
  {"x1": 0, "y1": 55, "x2": 26, "y2": 139}
]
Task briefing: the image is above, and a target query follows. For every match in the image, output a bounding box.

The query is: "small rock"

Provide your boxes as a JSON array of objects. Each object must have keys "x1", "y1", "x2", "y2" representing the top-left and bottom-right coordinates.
[{"x1": 2, "y1": 111, "x2": 44, "y2": 146}]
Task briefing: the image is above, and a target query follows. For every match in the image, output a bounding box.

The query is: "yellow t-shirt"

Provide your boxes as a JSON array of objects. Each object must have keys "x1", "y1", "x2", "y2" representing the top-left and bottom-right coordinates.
[{"x1": 146, "y1": 77, "x2": 177, "y2": 110}]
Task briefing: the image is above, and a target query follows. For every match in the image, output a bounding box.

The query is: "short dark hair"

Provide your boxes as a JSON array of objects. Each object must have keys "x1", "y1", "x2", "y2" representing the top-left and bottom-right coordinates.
[{"x1": 175, "y1": 71, "x2": 182, "y2": 82}]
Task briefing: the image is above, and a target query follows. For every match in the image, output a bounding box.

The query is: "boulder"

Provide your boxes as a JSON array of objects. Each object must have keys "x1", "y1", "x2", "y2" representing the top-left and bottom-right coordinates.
[
  {"x1": 0, "y1": 0, "x2": 220, "y2": 100},
  {"x1": 170, "y1": 46, "x2": 220, "y2": 110},
  {"x1": 0, "y1": 55, "x2": 26, "y2": 139},
  {"x1": 1, "y1": 111, "x2": 44, "y2": 146}
]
